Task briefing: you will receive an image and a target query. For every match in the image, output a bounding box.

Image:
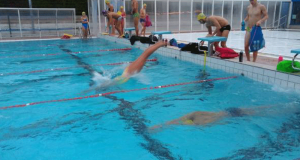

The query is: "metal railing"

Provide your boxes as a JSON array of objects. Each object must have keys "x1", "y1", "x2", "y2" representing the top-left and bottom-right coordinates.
[
  {"x1": 269, "y1": 15, "x2": 288, "y2": 30},
  {"x1": 0, "y1": 8, "x2": 76, "y2": 39},
  {"x1": 88, "y1": 0, "x2": 291, "y2": 36}
]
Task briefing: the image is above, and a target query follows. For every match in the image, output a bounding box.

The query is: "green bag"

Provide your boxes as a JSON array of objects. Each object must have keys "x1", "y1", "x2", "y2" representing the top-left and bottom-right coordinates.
[{"x1": 276, "y1": 60, "x2": 300, "y2": 73}]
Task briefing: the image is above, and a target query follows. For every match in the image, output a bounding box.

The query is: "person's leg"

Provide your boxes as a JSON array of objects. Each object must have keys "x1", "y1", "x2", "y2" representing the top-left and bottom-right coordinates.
[
  {"x1": 221, "y1": 30, "x2": 230, "y2": 48},
  {"x1": 116, "y1": 22, "x2": 122, "y2": 38},
  {"x1": 144, "y1": 25, "x2": 146, "y2": 37},
  {"x1": 214, "y1": 32, "x2": 222, "y2": 48},
  {"x1": 121, "y1": 21, "x2": 124, "y2": 36},
  {"x1": 244, "y1": 31, "x2": 251, "y2": 61},
  {"x1": 126, "y1": 40, "x2": 166, "y2": 75},
  {"x1": 112, "y1": 20, "x2": 116, "y2": 35},
  {"x1": 253, "y1": 51, "x2": 258, "y2": 62},
  {"x1": 81, "y1": 27, "x2": 85, "y2": 38},
  {"x1": 134, "y1": 17, "x2": 139, "y2": 36}
]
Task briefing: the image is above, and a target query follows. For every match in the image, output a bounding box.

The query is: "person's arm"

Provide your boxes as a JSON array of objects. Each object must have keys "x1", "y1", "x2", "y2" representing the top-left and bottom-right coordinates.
[
  {"x1": 81, "y1": 17, "x2": 84, "y2": 23},
  {"x1": 257, "y1": 5, "x2": 268, "y2": 26},
  {"x1": 207, "y1": 26, "x2": 213, "y2": 36}
]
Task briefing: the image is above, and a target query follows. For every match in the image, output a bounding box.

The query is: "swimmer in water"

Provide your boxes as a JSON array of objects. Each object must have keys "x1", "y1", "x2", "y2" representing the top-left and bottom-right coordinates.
[
  {"x1": 114, "y1": 40, "x2": 167, "y2": 84},
  {"x1": 85, "y1": 40, "x2": 168, "y2": 92},
  {"x1": 149, "y1": 104, "x2": 299, "y2": 131}
]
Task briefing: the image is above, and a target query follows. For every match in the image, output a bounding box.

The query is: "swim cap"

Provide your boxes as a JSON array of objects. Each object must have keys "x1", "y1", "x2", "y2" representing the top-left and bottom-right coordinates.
[
  {"x1": 105, "y1": 0, "x2": 110, "y2": 4},
  {"x1": 197, "y1": 13, "x2": 206, "y2": 21},
  {"x1": 102, "y1": 10, "x2": 108, "y2": 16},
  {"x1": 120, "y1": 6, "x2": 124, "y2": 9},
  {"x1": 143, "y1": 3, "x2": 147, "y2": 7},
  {"x1": 82, "y1": 12, "x2": 86, "y2": 15}
]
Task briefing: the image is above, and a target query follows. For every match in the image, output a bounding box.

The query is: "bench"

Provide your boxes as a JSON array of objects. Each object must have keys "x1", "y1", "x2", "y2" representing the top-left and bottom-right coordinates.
[
  {"x1": 198, "y1": 36, "x2": 227, "y2": 56},
  {"x1": 151, "y1": 31, "x2": 172, "y2": 41},
  {"x1": 124, "y1": 27, "x2": 136, "y2": 39},
  {"x1": 291, "y1": 49, "x2": 300, "y2": 71}
]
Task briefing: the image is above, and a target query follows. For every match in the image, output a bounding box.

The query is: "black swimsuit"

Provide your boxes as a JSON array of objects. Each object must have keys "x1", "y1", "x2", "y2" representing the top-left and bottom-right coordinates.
[{"x1": 220, "y1": 25, "x2": 231, "y2": 32}]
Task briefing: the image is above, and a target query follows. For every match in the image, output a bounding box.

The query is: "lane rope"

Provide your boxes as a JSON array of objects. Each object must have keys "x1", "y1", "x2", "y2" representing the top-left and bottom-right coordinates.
[
  {"x1": 0, "y1": 76, "x2": 237, "y2": 110},
  {"x1": 1, "y1": 48, "x2": 132, "y2": 59},
  {"x1": 0, "y1": 59, "x2": 157, "y2": 76}
]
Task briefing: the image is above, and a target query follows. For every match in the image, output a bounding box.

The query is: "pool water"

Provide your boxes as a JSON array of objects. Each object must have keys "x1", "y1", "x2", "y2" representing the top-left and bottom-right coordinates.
[{"x1": 0, "y1": 38, "x2": 300, "y2": 160}]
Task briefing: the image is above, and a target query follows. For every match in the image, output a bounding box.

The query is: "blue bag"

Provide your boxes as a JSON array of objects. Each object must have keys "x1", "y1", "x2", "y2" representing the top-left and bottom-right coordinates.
[{"x1": 249, "y1": 26, "x2": 265, "y2": 52}]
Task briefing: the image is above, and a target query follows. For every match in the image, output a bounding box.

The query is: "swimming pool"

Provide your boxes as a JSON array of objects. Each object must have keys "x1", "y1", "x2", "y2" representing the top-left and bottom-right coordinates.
[{"x1": 0, "y1": 38, "x2": 300, "y2": 160}]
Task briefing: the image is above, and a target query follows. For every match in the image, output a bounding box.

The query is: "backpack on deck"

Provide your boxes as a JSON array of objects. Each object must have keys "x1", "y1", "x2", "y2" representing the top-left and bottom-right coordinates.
[
  {"x1": 250, "y1": 26, "x2": 265, "y2": 52},
  {"x1": 181, "y1": 43, "x2": 208, "y2": 54},
  {"x1": 215, "y1": 47, "x2": 239, "y2": 59},
  {"x1": 145, "y1": 15, "x2": 152, "y2": 27},
  {"x1": 129, "y1": 35, "x2": 158, "y2": 45}
]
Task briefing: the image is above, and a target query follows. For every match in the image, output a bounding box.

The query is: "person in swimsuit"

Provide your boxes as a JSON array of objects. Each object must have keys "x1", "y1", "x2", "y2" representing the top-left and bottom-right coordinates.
[
  {"x1": 86, "y1": 40, "x2": 168, "y2": 91},
  {"x1": 105, "y1": 0, "x2": 115, "y2": 34},
  {"x1": 198, "y1": 13, "x2": 231, "y2": 48},
  {"x1": 149, "y1": 105, "x2": 292, "y2": 131},
  {"x1": 117, "y1": 6, "x2": 126, "y2": 36},
  {"x1": 114, "y1": 40, "x2": 167, "y2": 84},
  {"x1": 102, "y1": 10, "x2": 123, "y2": 38},
  {"x1": 132, "y1": 0, "x2": 139, "y2": 36},
  {"x1": 244, "y1": 0, "x2": 268, "y2": 62},
  {"x1": 81, "y1": 12, "x2": 89, "y2": 39},
  {"x1": 140, "y1": 4, "x2": 147, "y2": 37}
]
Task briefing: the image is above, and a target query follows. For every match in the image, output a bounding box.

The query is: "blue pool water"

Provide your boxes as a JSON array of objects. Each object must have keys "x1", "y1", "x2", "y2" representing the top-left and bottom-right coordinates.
[{"x1": 0, "y1": 38, "x2": 300, "y2": 160}]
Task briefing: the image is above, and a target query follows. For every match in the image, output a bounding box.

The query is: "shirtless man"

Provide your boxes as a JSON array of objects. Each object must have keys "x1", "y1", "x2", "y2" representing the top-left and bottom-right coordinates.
[
  {"x1": 102, "y1": 11, "x2": 123, "y2": 38},
  {"x1": 132, "y1": 0, "x2": 139, "y2": 36},
  {"x1": 105, "y1": 0, "x2": 115, "y2": 34},
  {"x1": 198, "y1": 13, "x2": 231, "y2": 48},
  {"x1": 244, "y1": 0, "x2": 268, "y2": 62},
  {"x1": 140, "y1": 4, "x2": 147, "y2": 37}
]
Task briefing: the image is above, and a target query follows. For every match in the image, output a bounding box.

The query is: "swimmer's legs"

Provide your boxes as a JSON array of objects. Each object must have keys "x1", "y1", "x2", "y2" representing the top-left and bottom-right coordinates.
[{"x1": 126, "y1": 41, "x2": 167, "y2": 75}]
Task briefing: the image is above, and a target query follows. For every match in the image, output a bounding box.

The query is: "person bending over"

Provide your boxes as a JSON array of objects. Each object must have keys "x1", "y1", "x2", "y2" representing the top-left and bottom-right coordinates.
[
  {"x1": 197, "y1": 13, "x2": 231, "y2": 48},
  {"x1": 102, "y1": 10, "x2": 123, "y2": 38}
]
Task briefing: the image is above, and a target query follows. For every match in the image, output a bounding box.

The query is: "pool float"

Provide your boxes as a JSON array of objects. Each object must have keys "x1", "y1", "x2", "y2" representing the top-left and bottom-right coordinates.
[{"x1": 277, "y1": 60, "x2": 300, "y2": 73}]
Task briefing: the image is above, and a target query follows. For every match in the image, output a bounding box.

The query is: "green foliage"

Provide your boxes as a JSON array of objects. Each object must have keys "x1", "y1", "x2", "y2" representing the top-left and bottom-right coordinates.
[{"x1": 0, "y1": 0, "x2": 88, "y2": 15}]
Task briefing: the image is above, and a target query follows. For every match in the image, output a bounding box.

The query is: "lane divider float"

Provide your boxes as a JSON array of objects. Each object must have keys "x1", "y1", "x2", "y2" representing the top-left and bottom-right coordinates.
[
  {"x1": 1, "y1": 48, "x2": 132, "y2": 59},
  {"x1": 0, "y1": 59, "x2": 157, "y2": 76},
  {"x1": 0, "y1": 76, "x2": 237, "y2": 110}
]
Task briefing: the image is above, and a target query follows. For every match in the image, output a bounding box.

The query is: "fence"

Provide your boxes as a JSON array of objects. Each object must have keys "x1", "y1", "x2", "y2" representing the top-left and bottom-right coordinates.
[
  {"x1": 0, "y1": 8, "x2": 76, "y2": 39},
  {"x1": 88, "y1": 0, "x2": 291, "y2": 36}
]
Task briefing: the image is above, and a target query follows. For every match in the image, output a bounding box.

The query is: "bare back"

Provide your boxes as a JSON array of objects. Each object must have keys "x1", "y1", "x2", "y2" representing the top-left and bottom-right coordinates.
[{"x1": 206, "y1": 16, "x2": 229, "y2": 28}]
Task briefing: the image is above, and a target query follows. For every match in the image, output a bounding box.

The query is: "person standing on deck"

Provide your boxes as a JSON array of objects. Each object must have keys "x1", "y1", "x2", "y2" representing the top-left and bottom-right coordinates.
[
  {"x1": 105, "y1": 0, "x2": 115, "y2": 34},
  {"x1": 131, "y1": 0, "x2": 139, "y2": 36},
  {"x1": 140, "y1": 3, "x2": 147, "y2": 37},
  {"x1": 244, "y1": 0, "x2": 268, "y2": 62}
]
